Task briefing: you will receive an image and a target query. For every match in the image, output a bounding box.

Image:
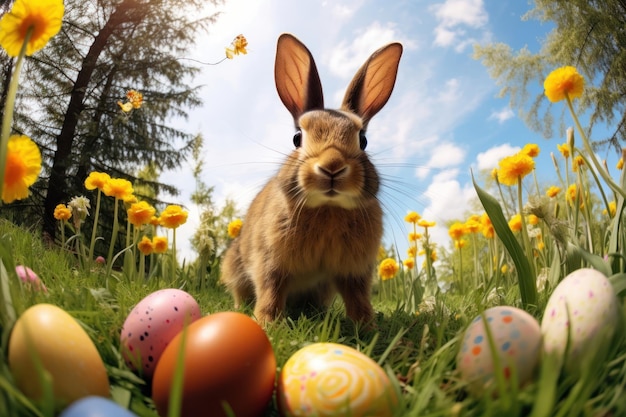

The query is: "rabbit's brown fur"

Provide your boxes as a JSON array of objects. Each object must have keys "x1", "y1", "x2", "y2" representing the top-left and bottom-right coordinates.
[{"x1": 220, "y1": 34, "x2": 402, "y2": 325}]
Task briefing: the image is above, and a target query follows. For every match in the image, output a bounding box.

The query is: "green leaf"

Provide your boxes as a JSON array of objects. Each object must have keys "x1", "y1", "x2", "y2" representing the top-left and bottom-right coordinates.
[
  {"x1": 566, "y1": 243, "x2": 611, "y2": 276},
  {"x1": 609, "y1": 273, "x2": 626, "y2": 296},
  {"x1": 472, "y1": 174, "x2": 537, "y2": 308}
]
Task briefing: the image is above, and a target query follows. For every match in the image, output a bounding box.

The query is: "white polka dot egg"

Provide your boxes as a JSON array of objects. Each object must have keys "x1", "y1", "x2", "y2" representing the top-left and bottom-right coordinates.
[
  {"x1": 120, "y1": 288, "x2": 201, "y2": 378},
  {"x1": 456, "y1": 306, "x2": 542, "y2": 395},
  {"x1": 541, "y1": 268, "x2": 621, "y2": 372}
]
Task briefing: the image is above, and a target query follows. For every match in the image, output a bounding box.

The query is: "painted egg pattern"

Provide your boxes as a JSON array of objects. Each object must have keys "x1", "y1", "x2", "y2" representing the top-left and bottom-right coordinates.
[
  {"x1": 120, "y1": 289, "x2": 201, "y2": 378},
  {"x1": 457, "y1": 306, "x2": 542, "y2": 393},
  {"x1": 541, "y1": 268, "x2": 621, "y2": 364},
  {"x1": 278, "y1": 343, "x2": 398, "y2": 417}
]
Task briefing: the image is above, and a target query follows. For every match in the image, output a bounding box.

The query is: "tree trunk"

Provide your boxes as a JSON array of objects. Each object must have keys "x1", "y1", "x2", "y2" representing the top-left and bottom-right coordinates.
[{"x1": 42, "y1": 0, "x2": 142, "y2": 241}]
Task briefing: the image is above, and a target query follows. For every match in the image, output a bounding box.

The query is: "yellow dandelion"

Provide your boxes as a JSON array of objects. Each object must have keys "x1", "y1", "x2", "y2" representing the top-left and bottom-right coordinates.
[
  {"x1": 227, "y1": 219, "x2": 243, "y2": 238},
  {"x1": 53, "y1": 204, "x2": 71, "y2": 221},
  {"x1": 127, "y1": 201, "x2": 156, "y2": 227},
  {"x1": 407, "y1": 245, "x2": 417, "y2": 258},
  {"x1": 464, "y1": 217, "x2": 481, "y2": 234},
  {"x1": 2, "y1": 135, "x2": 41, "y2": 203},
  {"x1": 617, "y1": 158, "x2": 624, "y2": 170},
  {"x1": 126, "y1": 90, "x2": 143, "y2": 109},
  {"x1": 501, "y1": 264, "x2": 508, "y2": 274},
  {"x1": 84, "y1": 171, "x2": 110, "y2": 191},
  {"x1": 557, "y1": 143, "x2": 570, "y2": 159},
  {"x1": 508, "y1": 213, "x2": 522, "y2": 232},
  {"x1": 418, "y1": 219, "x2": 436, "y2": 228},
  {"x1": 152, "y1": 236, "x2": 168, "y2": 254},
  {"x1": 448, "y1": 222, "x2": 466, "y2": 241},
  {"x1": 527, "y1": 214, "x2": 540, "y2": 226},
  {"x1": 572, "y1": 155, "x2": 585, "y2": 172},
  {"x1": 497, "y1": 152, "x2": 535, "y2": 186},
  {"x1": 544, "y1": 66, "x2": 584, "y2": 103},
  {"x1": 455, "y1": 239, "x2": 467, "y2": 249},
  {"x1": 604, "y1": 201, "x2": 617, "y2": 218},
  {"x1": 404, "y1": 211, "x2": 420, "y2": 223},
  {"x1": 378, "y1": 258, "x2": 399, "y2": 281},
  {"x1": 566, "y1": 184, "x2": 579, "y2": 205},
  {"x1": 159, "y1": 205, "x2": 188, "y2": 229},
  {"x1": 103, "y1": 177, "x2": 134, "y2": 200},
  {"x1": 408, "y1": 232, "x2": 421, "y2": 242},
  {"x1": 521, "y1": 143, "x2": 540, "y2": 158},
  {"x1": 480, "y1": 213, "x2": 495, "y2": 239},
  {"x1": 546, "y1": 185, "x2": 561, "y2": 198},
  {"x1": 403, "y1": 258, "x2": 415, "y2": 269},
  {"x1": 0, "y1": 0, "x2": 64, "y2": 57},
  {"x1": 137, "y1": 236, "x2": 154, "y2": 256}
]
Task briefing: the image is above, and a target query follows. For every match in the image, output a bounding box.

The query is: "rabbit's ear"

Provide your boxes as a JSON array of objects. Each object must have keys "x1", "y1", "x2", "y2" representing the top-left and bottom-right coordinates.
[
  {"x1": 342, "y1": 43, "x2": 402, "y2": 129},
  {"x1": 275, "y1": 34, "x2": 324, "y2": 121}
]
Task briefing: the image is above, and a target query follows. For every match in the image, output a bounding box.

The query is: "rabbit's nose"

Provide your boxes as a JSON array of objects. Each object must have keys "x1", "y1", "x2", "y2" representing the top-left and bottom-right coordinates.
[{"x1": 315, "y1": 163, "x2": 349, "y2": 179}]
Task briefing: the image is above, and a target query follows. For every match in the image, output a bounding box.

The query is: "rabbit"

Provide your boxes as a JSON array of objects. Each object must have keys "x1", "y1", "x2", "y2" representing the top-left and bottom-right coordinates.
[{"x1": 220, "y1": 33, "x2": 402, "y2": 325}]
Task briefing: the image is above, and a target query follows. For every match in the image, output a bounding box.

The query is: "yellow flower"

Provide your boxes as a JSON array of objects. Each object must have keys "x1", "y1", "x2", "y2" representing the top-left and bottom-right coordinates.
[
  {"x1": 404, "y1": 211, "x2": 420, "y2": 223},
  {"x1": 448, "y1": 222, "x2": 466, "y2": 241},
  {"x1": 407, "y1": 245, "x2": 417, "y2": 258},
  {"x1": 378, "y1": 258, "x2": 399, "y2": 281},
  {"x1": 152, "y1": 236, "x2": 168, "y2": 254},
  {"x1": 521, "y1": 143, "x2": 540, "y2": 158},
  {"x1": 408, "y1": 232, "x2": 421, "y2": 242},
  {"x1": 557, "y1": 143, "x2": 570, "y2": 159},
  {"x1": 418, "y1": 219, "x2": 436, "y2": 228},
  {"x1": 508, "y1": 213, "x2": 522, "y2": 232},
  {"x1": 566, "y1": 184, "x2": 579, "y2": 205},
  {"x1": 403, "y1": 258, "x2": 415, "y2": 269},
  {"x1": 572, "y1": 155, "x2": 585, "y2": 172},
  {"x1": 0, "y1": 0, "x2": 64, "y2": 57},
  {"x1": 227, "y1": 219, "x2": 243, "y2": 238},
  {"x1": 464, "y1": 216, "x2": 481, "y2": 234},
  {"x1": 103, "y1": 178, "x2": 134, "y2": 200},
  {"x1": 137, "y1": 236, "x2": 154, "y2": 256},
  {"x1": 501, "y1": 264, "x2": 508, "y2": 274},
  {"x1": 491, "y1": 168, "x2": 498, "y2": 181},
  {"x1": 127, "y1": 201, "x2": 156, "y2": 227},
  {"x1": 527, "y1": 214, "x2": 539, "y2": 226},
  {"x1": 544, "y1": 66, "x2": 584, "y2": 103},
  {"x1": 604, "y1": 201, "x2": 617, "y2": 218},
  {"x1": 225, "y1": 34, "x2": 248, "y2": 59},
  {"x1": 480, "y1": 213, "x2": 495, "y2": 239},
  {"x1": 2, "y1": 135, "x2": 41, "y2": 203},
  {"x1": 537, "y1": 241, "x2": 545, "y2": 251},
  {"x1": 455, "y1": 239, "x2": 467, "y2": 249},
  {"x1": 84, "y1": 171, "x2": 110, "y2": 191},
  {"x1": 126, "y1": 90, "x2": 143, "y2": 109},
  {"x1": 497, "y1": 152, "x2": 535, "y2": 186},
  {"x1": 159, "y1": 205, "x2": 188, "y2": 229},
  {"x1": 117, "y1": 101, "x2": 133, "y2": 112},
  {"x1": 53, "y1": 204, "x2": 71, "y2": 221},
  {"x1": 546, "y1": 185, "x2": 561, "y2": 198},
  {"x1": 617, "y1": 158, "x2": 624, "y2": 170}
]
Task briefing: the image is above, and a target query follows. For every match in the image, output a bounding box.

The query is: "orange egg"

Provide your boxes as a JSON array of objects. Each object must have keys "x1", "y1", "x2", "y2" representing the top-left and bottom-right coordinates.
[{"x1": 152, "y1": 312, "x2": 276, "y2": 417}]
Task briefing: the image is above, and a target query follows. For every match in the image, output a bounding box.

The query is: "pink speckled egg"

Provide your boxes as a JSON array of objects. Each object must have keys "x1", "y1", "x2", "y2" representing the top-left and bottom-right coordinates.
[
  {"x1": 277, "y1": 343, "x2": 398, "y2": 417},
  {"x1": 541, "y1": 268, "x2": 621, "y2": 372},
  {"x1": 456, "y1": 306, "x2": 542, "y2": 395},
  {"x1": 120, "y1": 289, "x2": 201, "y2": 378}
]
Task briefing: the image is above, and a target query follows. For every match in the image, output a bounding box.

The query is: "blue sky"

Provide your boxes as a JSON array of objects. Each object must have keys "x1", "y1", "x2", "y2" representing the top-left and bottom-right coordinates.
[{"x1": 164, "y1": 0, "x2": 619, "y2": 262}]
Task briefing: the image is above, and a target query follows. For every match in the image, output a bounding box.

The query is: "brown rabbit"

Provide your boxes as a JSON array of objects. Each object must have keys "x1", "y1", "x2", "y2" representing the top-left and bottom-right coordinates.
[{"x1": 220, "y1": 33, "x2": 402, "y2": 325}]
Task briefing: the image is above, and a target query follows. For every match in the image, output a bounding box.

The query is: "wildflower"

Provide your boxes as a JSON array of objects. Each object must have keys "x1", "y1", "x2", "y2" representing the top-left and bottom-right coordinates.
[
  {"x1": 127, "y1": 201, "x2": 156, "y2": 227},
  {"x1": 407, "y1": 245, "x2": 417, "y2": 258},
  {"x1": 508, "y1": 214, "x2": 522, "y2": 232},
  {"x1": 225, "y1": 34, "x2": 248, "y2": 59},
  {"x1": 403, "y1": 258, "x2": 415, "y2": 269},
  {"x1": 480, "y1": 213, "x2": 495, "y2": 239},
  {"x1": 15, "y1": 265, "x2": 46, "y2": 292},
  {"x1": 527, "y1": 214, "x2": 540, "y2": 226},
  {"x1": 137, "y1": 236, "x2": 154, "y2": 256},
  {"x1": 557, "y1": 143, "x2": 570, "y2": 159},
  {"x1": 53, "y1": 203, "x2": 72, "y2": 221},
  {"x1": 490, "y1": 168, "x2": 498, "y2": 181},
  {"x1": 126, "y1": 90, "x2": 143, "y2": 109},
  {"x1": 2, "y1": 135, "x2": 41, "y2": 203},
  {"x1": 159, "y1": 205, "x2": 188, "y2": 229},
  {"x1": 150, "y1": 216, "x2": 160, "y2": 227},
  {"x1": 95, "y1": 256, "x2": 106, "y2": 265},
  {"x1": 501, "y1": 264, "x2": 508, "y2": 274},
  {"x1": 455, "y1": 239, "x2": 467, "y2": 249},
  {"x1": 378, "y1": 258, "x2": 399, "y2": 281},
  {"x1": 617, "y1": 158, "x2": 624, "y2": 170},
  {"x1": 546, "y1": 186, "x2": 561, "y2": 198},
  {"x1": 603, "y1": 201, "x2": 617, "y2": 218},
  {"x1": 404, "y1": 211, "x2": 420, "y2": 223},
  {"x1": 572, "y1": 155, "x2": 585, "y2": 172},
  {"x1": 521, "y1": 143, "x2": 540, "y2": 158},
  {"x1": 103, "y1": 177, "x2": 134, "y2": 200},
  {"x1": 227, "y1": 219, "x2": 243, "y2": 238},
  {"x1": 543, "y1": 66, "x2": 584, "y2": 103},
  {"x1": 84, "y1": 171, "x2": 110, "y2": 191},
  {"x1": 464, "y1": 216, "x2": 481, "y2": 234},
  {"x1": 0, "y1": 0, "x2": 64, "y2": 57},
  {"x1": 448, "y1": 222, "x2": 466, "y2": 241},
  {"x1": 418, "y1": 219, "x2": 436, "y2": 228},
  {"x1": 497, "y1": 152, "x2": 535, "y2": 186},
  {"x1": 67, "y1": 196, "x2": 90, "y2": 224},
  {"x1": 566, "y1": 184, "x2": 579, "y2": 205},
  {"x1": 537, "y1": 240, "x2": 545, "y2": 251},
  {"x1": 152, "y1": 236, "x2": 168, "y2": 253}
]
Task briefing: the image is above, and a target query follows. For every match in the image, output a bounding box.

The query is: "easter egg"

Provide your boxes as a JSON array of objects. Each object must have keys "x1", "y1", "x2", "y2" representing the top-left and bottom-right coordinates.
[
  {"x1": 152, "y1": 312, "x2": 276, "y2": 417},
  {"x1": 59, "y1": 396, "x2": 138, "y2": 417},
  {"x1": 277, "y1": 343, "x2": 398, "y2": 417},
  {"x1": 8, "y1": 304, "x2": 110, "y2": 406},
  {"x1": 456, "y1": 306, "x2": 542, "y2": 395},
  {"x1": 541, "y1": 268, "x2": 621, "y2": 371},
  {"x1": 120, "y1": 288, "x2": 201, "y2": 378}
]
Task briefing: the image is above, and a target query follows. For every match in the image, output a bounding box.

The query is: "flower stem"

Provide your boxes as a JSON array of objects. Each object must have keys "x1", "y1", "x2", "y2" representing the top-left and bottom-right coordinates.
[{"x1": 88, "y1": 189, "x2": 102, "y2": 261}]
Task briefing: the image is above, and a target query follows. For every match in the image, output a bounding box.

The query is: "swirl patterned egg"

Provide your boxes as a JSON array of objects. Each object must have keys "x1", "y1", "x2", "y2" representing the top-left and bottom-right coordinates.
[{"x1": 277, "y1": 343, "x2": 398, "y2": 417}]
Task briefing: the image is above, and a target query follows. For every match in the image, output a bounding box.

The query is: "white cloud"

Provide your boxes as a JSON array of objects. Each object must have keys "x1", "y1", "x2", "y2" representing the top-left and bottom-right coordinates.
[
  {"x1": 489, "y1": 106, "x2": 515, "y2": 123},
  {"x1": 475, "y1": 143, "x2": 520, "y2": 171},
  {"x1": 430, "y1": 0, "x2": 489, "y2": 51}
]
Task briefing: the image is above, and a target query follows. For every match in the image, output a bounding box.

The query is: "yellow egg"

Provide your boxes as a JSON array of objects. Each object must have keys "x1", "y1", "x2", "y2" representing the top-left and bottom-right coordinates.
[
  {"x1": 277, "y1": 343, "x2": 398, "y2": 417},
  {"x1": 8, "y1": 304, "x2": 110, "y2": 407}
]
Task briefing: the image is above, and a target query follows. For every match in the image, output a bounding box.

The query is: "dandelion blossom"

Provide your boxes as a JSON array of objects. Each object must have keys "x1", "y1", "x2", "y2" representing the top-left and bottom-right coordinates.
[
  {"x1": 408, "y1": 232, "x2": 421, "y2": 242},
  {"x1": 152, "y1": 236, "x2": 168, "y2": 254},
  {"x1": 546, "y1": 186, "x2": 561, "y2": 198},
  {"x1": 378, "y1": 258, "x2": 399, "y2": 281},
  {"x1": 497, "y1": 153, "x2": 534, "y2": 186},
  {"x1": 159, "y1": 205, "x2": 188, "y2": 229},
  {"x1": 84, "y1": 171, "x2": 110, "y2": 191},
  {"x1": 126, "y1": 90, "x2": 143, "y2": 109},
  {"x1": 407, "y1": 245, "x2": 417, "y2": 258},
  {"x1": 544, "y1": 66, "x2": 584, "y2": 103},
  {"x1": 617, "y1": 158, "x2": 624, "y2": 170},
  {"x1": 448, "y1": 222, "x2": 466, "y2": 241},
  {"x1": 53, "y1": 204, "x2": 71, "y2": 221},
  {"x1": 128, "y1": 201, "x2": 156, "y2": 227},
  {"x1": 480, "y1": 213, "x2": 495, "y2": 239},
  {"x1": 572, "y1": 155, "x2": 585, "y2": 172},
  {"x1": 521, "y1": 143, "x2": 540, "y2": 158},
  {"x1": 137, "y1": 236, "x2": 154, "y2": 256},
  {"x1": 508, "y1": 214, "x2": 522, "y2": 232},
  {"x1": 227, "y1": 219, "x2": 243, "y2": 238},
  {"x1": 2, "y1": 135, "x2": 41, "y2": 203},
  {"x1": 0, "y1": 0, "x2": 64, "y2": 57},
  {"x1": 403, "y1": 258, "x2": 415, "y2": 269},
  {"x1": 417, "y1": 219, "x2": 436, "y2": 228},
  {"x1": 404, "y1": 211, "x2": 420, "y2": 223},
  {"x1": 103, "y1": 178, "x2": 133, "y2": 200}
]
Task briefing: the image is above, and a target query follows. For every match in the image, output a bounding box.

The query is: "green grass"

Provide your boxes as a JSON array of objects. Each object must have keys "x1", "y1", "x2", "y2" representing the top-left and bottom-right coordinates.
[{"x1": 1, "y1": 219, "x2": 625, "y2": 417}]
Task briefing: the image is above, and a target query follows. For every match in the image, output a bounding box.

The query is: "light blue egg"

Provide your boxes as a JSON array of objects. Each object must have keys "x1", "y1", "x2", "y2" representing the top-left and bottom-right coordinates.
[{"x1": 59, "y1": 396, "x2": 138, "y2": 417}]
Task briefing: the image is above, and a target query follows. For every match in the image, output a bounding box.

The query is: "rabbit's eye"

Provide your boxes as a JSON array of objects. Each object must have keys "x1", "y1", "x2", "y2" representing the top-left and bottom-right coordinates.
[
  {"x1": 293, "y1": 130, "x2": 302, "y2": 148},
  {"x1": 359, "y1": 130, "x2": 367, "y2": 150}
]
